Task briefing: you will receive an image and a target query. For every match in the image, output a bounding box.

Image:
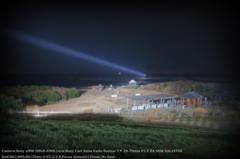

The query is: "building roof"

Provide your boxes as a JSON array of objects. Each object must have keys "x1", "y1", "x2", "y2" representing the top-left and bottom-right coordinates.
[
  {"x1": 127, "y1": 94, "x2": 176, "y2": 101},
  {"x1": 182, "y1": 91, "x2": 204, "y2": 99}
]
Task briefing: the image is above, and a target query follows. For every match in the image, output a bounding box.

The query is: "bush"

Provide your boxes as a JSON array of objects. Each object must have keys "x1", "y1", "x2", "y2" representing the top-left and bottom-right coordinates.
[
  {"x1": 0, "y1": 86, "x2": 82, "y2": 111},
  {"x1": 66, "y1": 88, "x2": 79, "y2": 99},
  {"x1": 31, "y1": 90, "x2": 62, "y2": 105},
  {"x1": 0, "y1": 95, "x2": 23, "y2": 111}
]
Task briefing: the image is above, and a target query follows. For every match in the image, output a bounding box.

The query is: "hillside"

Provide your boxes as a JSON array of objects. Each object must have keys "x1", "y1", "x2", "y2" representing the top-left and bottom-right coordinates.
[{"x1": 143, "y1": 80, "x2": 234, "y2": 99}]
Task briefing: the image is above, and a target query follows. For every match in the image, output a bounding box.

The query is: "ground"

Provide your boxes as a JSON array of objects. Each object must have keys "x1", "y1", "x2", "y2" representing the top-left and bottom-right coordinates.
[
  {"x1": 24, "y1": 80, "x2": 234, "y2": 114},
  {"x1": 24, "y1": 84, "x2": 170, "y2": 113},
  {"x1": 21, "y1": 81, "x2": 240, "y2": 130},
  {"x1": 1, "y1": 115, "x2": 238, "y2": 159}
]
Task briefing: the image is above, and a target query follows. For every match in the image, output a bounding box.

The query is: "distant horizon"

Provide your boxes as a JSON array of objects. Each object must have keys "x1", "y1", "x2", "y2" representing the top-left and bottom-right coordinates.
[
  {"x1": 1, "y1": 73, "x2": 238, "y2": 87},
  {"x1": 2, "y1": 72, "x2": 238, "y2": 77}
]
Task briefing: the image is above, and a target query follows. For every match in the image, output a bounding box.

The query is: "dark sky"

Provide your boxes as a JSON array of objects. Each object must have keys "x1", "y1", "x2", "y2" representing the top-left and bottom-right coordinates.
[{"x1": 0, "y1": 1, "x2": 239, "y2": 76}]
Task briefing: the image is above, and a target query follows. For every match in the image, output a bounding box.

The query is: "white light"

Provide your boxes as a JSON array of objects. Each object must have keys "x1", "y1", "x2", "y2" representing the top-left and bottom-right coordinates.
[
  {"x1": 111, "y1": 94, "x2": 118, "y2": 98},
  {"x1": 10, "y1": 31, "x2": 146, "y2": 77}
]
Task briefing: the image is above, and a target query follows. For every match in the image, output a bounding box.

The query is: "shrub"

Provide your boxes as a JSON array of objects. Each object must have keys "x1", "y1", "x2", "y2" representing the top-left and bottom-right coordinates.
[
  {"x1": 0, "y1": 95, "x2": 23, "y2": 111},
  {"x1": 44, "y1": 91, "x2": 62, "y2": 103},
  {"x1": 31, "y1": 90, "x2": 62, "y2": 105},
  {"x1": 66, "y1": 88, "x2": 79, "y2": 99}
]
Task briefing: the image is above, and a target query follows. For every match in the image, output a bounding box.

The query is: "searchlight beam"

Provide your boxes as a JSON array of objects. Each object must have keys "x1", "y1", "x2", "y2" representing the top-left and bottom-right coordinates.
[{"x1": 10, "y1": 32, "x2": 145, "y2": 77}]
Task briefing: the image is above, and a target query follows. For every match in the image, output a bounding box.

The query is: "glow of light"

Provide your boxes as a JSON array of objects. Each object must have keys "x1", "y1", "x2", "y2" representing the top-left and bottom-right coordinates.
[{"x1": 9, "y1": 31, "x2": 146, "y2": 76}]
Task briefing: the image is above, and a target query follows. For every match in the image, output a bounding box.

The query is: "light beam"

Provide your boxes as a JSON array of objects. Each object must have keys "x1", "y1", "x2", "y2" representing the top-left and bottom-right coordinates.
[{"x1": 9, "y1": 31, "x2": 146, "y2": 76}]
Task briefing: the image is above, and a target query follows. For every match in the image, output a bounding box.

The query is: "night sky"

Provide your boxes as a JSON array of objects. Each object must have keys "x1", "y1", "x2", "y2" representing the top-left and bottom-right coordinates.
[{"x1": 0, "y1": 1, "x2": 239, "y2": 77}]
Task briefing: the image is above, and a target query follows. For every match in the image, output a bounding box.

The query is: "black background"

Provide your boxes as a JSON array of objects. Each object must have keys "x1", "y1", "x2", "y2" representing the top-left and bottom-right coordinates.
[{"x1": 0, "y1": 0, "x2": 239, "y2": 84}]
